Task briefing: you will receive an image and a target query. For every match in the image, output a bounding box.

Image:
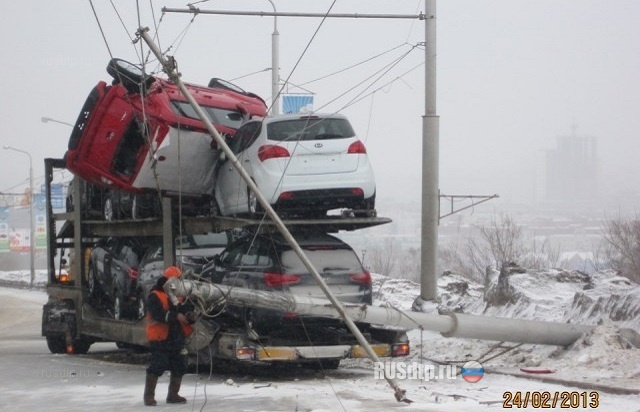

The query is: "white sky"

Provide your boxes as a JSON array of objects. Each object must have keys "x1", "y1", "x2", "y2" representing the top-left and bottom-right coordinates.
[{"x1": 1, "y1": 0, "x2": 639, "y2": 208}]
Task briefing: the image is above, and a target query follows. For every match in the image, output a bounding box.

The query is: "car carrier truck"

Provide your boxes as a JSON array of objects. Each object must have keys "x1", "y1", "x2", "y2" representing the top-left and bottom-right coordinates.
[{"x1": 41, "y1": 158, "x2": 410, "y2": 368}]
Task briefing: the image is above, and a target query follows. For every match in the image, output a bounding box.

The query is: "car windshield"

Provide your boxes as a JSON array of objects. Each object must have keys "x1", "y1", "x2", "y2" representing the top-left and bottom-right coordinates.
[
  {"x1": 279, "y1": 248, "x2": 362, "y2": 274},
  {"x1": 266, "y1": 117, "x2": 355, "y2": 142},
  {"x1": 171, "y1": 101, "x2": 245, "y2": 129}
]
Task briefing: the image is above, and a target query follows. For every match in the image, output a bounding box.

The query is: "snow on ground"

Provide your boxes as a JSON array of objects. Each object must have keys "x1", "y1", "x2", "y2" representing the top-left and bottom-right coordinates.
[
  {"x1": 2, "y1": 268, "x2": 640, "y2": 410},
  {"x1": 372, "y1": 268, "x2": 640, "y2": 395}
]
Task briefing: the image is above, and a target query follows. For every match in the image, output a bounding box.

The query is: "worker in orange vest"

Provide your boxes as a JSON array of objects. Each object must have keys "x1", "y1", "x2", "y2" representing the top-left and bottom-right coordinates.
[{"x1": 143, "y1": 266, "x2": 194, "y2": 406}]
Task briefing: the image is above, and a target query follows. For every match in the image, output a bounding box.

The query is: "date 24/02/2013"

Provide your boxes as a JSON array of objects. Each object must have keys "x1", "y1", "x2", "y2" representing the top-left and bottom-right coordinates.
[{"x1": 502, "y1": 391, "x2": 599, "y2": 409}]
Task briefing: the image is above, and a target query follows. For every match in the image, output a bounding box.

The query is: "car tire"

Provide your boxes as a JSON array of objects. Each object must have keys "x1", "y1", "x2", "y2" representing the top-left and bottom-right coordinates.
[
  {"x1": 72, "y1": 337, "x2": 92, "y2": 355},
  {"x1": 210, "y1": 198, "x2": 221, "y2": 217},
  {"x1": 87, "y1": 265, "x2": 98, "y2": 298},
  {"x1": 46, "y1": 334, "x2": 67, "y2": 354},
  {"x1": 247, "y1": 188, "x2": 260, "y2": 217},
  {"x1": 136, "y1": 294, "x2": 146, "y2": 320},
  {"x1": 131, "y1": 195, "x2": 141, "y2": 220},
  {"x1": 103, "y1": 195, "x2": 117, "y2": 221},
  {"x1": 106, "y1": 58, "x2": 155, "y2": 93},
  {"x1": 115, "y1": 341, "x2": 129, "y2": 349},
  {"x1": 113, "y1": 290, "x2": 124, "y2": 320}
]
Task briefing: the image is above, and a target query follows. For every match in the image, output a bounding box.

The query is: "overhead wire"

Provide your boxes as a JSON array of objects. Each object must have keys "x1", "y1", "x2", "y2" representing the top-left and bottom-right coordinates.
[
  {"x1": 110, "y1": 0, "x2": 142, "y2": 62},
  {"x1": 334, "y1": 61, "x2": 424, "y2": 112},
  {"x1": 268, "y1": 0, "x2": 338, "y2": 116},
  {"x1": 315, "y1": 43, "x2": 420, "y2": 113},
  {"x1": 89, "y1": 0, "x2": 116, "y2": 60},
  {"x1": 297, "y1": 42, "x2": 409, "y2": 87}
]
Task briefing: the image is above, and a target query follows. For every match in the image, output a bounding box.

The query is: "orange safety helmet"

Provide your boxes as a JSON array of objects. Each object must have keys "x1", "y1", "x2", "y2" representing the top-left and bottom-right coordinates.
[{"x1": 163, "y1": 266, "x2": 182, "y2": 279}]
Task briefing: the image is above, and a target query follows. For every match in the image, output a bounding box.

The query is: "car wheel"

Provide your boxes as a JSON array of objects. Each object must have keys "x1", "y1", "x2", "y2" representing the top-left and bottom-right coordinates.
[
  {"x1": 131, "y1": 195, "x2": 141, "y2": 220},
  {"x1": 103, "y1": 195, "x2": 116, "y2": 221},
  {"x1": 46, "y1": 335, "x2": 67, "y2": 354},
  {"x1": 247, "y1": 189, "x2": 260, "y2": 217},
  {"x1": 210, "y1": 198, "x2": 221, "y2": 217},
  {"x1": 87, "y1": 265, "x2": 98, "y2": 297},
  {"x1": 106, "y1": 58, "x2": 155, "y2": 93},
  {"x1": 72, "y1": 337, "x2": 92, "y2": 355},
  {"x1": 136, "y1": 295, "x2": 146, "y2": 320},
  {"x1": 113, "y1": 292, "x2": 124, "y2": 320},
  {"x1": 364, "y1": 192, "x2": 376, "y2": 210},
  {"x1": 115, "y1": 341, "x2": 129, "y2": 349}
]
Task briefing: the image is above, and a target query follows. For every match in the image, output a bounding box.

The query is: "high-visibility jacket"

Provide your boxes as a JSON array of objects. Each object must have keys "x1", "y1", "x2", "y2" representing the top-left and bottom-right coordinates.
[{"x1": 146, "y1": 290, "x2": 193, "y2": 342}]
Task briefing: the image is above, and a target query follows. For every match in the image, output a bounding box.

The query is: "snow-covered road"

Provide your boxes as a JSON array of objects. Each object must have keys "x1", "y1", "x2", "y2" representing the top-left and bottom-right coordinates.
[{"x1": 1, "y1": 286, "x2": 639, "y2": 411}]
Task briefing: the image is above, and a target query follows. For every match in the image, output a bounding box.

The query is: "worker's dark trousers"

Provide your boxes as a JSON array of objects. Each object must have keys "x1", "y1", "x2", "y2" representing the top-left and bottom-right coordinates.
[{"x1": 147, "y1": 348, "x2": 187, "y2": 377}]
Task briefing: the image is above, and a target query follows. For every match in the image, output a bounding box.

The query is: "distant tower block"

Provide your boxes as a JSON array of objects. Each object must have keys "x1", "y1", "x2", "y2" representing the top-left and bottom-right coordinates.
[{"x1": 544, "y1": 128, "x2": 598, "y2": 202}]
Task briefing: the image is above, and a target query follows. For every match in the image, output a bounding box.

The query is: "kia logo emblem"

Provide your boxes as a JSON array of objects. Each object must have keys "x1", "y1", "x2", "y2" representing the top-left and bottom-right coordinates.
[{"x1": 314, "y1": 143, "x2": 323, "y2": 148}]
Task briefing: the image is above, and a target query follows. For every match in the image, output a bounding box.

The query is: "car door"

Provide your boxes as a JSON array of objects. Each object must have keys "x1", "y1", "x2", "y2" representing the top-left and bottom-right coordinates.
[
  {"x1": 215, "y1": 121, "x2": 262, "y2": 215},
  {"x1": 111, "y1": 239, "x2": 141, "y2": 299}
]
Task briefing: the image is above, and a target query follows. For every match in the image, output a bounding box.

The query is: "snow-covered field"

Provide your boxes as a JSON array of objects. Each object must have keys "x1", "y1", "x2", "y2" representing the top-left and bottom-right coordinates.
[{"x1": 1, "y1": 268, "x2": 639, "y2": 411}]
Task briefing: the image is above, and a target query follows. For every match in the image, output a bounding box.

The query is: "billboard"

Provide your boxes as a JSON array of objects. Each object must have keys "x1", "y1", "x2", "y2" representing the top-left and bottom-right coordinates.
[{"x1": 282, "y1": 94, "x2": 314, "y2": 114}]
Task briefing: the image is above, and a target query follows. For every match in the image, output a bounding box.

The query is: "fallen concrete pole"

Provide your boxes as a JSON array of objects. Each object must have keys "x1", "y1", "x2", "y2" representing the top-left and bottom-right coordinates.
[
  {"x1": 139, "y1": 28, "x2": 410, "y2": 403},
  {"x1": 165, "y1": 277, "x2": 640, "y2": 349}
]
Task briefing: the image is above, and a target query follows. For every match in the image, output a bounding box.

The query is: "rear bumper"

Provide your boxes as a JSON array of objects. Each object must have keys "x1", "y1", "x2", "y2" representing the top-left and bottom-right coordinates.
[
  {"x1": 273, "y1": 188, "x2": 374, "y2": 212},
  {"x1": 209, "y1": 329, "x2": 409, "y2": 363},
  {"x1": 254, "y1": 342, "x2": 399, "y2": 361}
]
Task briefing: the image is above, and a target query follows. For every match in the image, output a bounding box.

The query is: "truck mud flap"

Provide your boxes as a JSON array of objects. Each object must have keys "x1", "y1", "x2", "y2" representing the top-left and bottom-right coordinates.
[{"x1": 42, "y1": 300, "x2": 75, "y2": 336}]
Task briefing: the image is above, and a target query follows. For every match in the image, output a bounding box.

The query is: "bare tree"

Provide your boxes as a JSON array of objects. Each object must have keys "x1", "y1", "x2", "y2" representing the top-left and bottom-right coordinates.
[
  {"x1": 398, "y1": 247, "x2": 420, "y2": 282},
  {"x1": 478, "y1": 212, "x2": 525, "y2": 268},
  {"x1": 522, "y1": 235, "x2": 562, "y2": 269},
  {"x1": 601, "y1": 215, "x2": 640, "y2": 282},
  {"x1": 368, "y1": 238, "x2": 397, "y2": 278},
  {"x1": 440, "y1": 213, "x2": 566, "y2": 281}
]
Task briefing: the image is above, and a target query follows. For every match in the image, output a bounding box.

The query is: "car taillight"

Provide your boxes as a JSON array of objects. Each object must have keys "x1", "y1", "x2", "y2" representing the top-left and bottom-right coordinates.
[
  {"x1": 264, "y1": 272, "x2": 301, "y2": 287},
  {"x1": 351, "y1": 188, "x2": 364, "y2": 196},
  {"x1": 278, "y1": 191, "x2": 294, "y2": 200},
  {"x1": 391, "y1": 343, "x2": 410, "y2": 357},
  {"x1": 236, "y1": 347, "x2": 256, "y2": 360},
  {"x1": 258, "y1": 145, "x2": 290, "y2": 162},
  {"x1": 128, "y1": 268, "x2": 138, "y2": 280},
  {"x1": 347, "y1": 140, "x2": 367, "y2": 154},
  {"x1": 349, "y1": 271, "x2": 371, "y2": 286}
]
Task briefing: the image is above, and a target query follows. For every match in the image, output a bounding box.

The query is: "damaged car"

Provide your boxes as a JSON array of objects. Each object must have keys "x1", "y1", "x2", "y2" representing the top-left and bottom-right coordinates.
[
  {"x1": 199, "y1": 229, "x2": 380, "y2": 358},
  {"x1": 65, "y1": 58, "x2": 267, "y2": 214}
]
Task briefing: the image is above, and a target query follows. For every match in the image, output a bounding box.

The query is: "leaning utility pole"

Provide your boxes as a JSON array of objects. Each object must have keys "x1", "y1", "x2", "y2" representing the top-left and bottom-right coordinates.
[
  {"x1": 162, "y1": 3, "x2": 438, "y2": 303},
  {"x1": 137, "y1": 27, "x2": 412, "y2": 403}
]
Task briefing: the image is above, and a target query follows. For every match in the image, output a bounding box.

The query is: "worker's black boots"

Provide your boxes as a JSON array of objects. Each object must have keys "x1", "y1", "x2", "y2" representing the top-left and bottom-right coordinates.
[
  {"x1": 166, "y1": 375, "x2": 187, "y2": 404},
  {"x1": 144, "y1": 373, "x2": 158, "y2": 406}
]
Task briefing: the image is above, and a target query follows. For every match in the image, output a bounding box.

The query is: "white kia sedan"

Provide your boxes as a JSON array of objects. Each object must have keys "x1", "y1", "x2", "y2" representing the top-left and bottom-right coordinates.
[{"x1": 214, "y1": 113, "x2": 376, "y2": 218}]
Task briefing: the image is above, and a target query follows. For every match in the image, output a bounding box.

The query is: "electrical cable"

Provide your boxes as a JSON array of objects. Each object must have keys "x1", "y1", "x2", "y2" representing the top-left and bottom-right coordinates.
[
  {"x1": 269, "y1": 0, "x2": 339, "y2": 115},
  {"x1": 298, "y1": 42, "x2": 409, "y2": 87},
  {"x1": 316, "y1": 44, "x2": 419, "y2": 113}
]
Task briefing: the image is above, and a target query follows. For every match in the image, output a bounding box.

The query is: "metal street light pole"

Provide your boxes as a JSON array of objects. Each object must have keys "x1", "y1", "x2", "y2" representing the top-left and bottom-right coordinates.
[
  {"x1": 41, "y1": 116, "x2": 74, "y2": 128},
  {"x1": 3, "y1": 146, "x2": 35, "y2": 289},
  {"x1": 265, "y1": 0, "x2": 280, "y2": 115}
]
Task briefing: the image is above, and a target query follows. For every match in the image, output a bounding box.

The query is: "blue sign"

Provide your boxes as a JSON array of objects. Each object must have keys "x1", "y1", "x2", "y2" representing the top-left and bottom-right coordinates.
[{"x1": 282, "y1": 94, "x2": 314, "y2": 114}]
